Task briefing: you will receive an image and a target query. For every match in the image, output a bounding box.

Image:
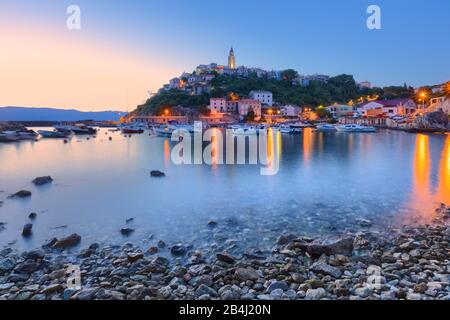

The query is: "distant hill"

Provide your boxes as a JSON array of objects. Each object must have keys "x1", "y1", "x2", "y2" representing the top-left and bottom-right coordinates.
[{"x1": 0, "y1": 107, "x2": 126, "y2": 121}]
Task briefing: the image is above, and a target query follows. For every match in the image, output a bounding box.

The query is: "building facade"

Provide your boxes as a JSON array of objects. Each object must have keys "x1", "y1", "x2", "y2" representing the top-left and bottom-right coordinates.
[
  {"x1": 249, "y1": 90, "x2": 273, "y2": 106},
  {"x1": 209, "y1": 98, "x2": 227, "y2": 113},
  {"x1": 358, "y1": 99, "x2": 417, "y2": 117},
  {"x1": 238, "y1": 99, "x2": 262, "y2": 119},
  {"x1": 327, "y1": 104, "x2": 356, "y2": 118}
]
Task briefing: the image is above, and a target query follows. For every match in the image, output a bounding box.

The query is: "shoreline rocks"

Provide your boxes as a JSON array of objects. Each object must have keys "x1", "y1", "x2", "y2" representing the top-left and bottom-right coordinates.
[
  {"x1": 150, "y1": 170, "x2": 166, "y2": 177},
  {"x1": 0, "y1": 205, "x2": 448, "y2": 301},
  {"x1": 32, "y1": 176, "x2": 53, "y2": 186},
  {"x1": 9, "y1": 190, "x2": 32, "y2": 198}
]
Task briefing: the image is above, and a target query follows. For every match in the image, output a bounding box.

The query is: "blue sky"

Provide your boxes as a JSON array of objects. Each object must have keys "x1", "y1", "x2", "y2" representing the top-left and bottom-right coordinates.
[{"x1": 0, "y1": 0, "x2": 449, "y2": 109}]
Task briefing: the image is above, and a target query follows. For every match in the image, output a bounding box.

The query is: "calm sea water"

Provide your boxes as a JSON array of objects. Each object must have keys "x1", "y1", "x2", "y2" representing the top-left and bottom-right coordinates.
[{"x1": 0, "y1": 128, "x2": 449, "y2": 251}]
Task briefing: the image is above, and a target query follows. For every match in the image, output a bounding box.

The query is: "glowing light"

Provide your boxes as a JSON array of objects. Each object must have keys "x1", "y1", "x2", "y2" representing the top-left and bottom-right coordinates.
[
  {"x1": 303, "y1": 128, "x2": 313, "y2": 164},
  {"x1": 437, "y1": 135, "x2": 450, "y2": 204}
]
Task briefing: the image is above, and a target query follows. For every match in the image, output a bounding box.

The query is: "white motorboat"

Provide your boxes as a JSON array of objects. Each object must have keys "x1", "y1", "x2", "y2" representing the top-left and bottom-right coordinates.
[
  {"x1": 279, "y1": 125, "x2": 292, "y2": 134},
  {"x1": 1, "y1": 130, "x2": 38, "y2": 141},
  {"x1": 229, "y1": 125, "x2": 257, "y2": 135},
  {"x1": 336, "y1": 124, "x2": 377, "y2": 132},
  {"x1": 54, "y1": 124, "x2": 96, "y2": 135},
  {"x1": 153, "y1": 125, "x2": 178, "y2": 137},
  {"x1": 316, "y1": 124, "x2": 337, "y2": 131},
  {"x1": 0, "y1": 132, "x2": 20, "y2": 143},
  {"x1": 38, "y1": 130, "x2": 72, "y2": 138}
]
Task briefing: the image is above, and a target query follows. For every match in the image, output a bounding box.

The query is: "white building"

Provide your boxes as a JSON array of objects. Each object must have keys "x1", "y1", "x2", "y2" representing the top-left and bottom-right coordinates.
[
  {"x1": 326, "y1": 104, "x2": 356, "y2": 118},
  {"x1": 249, "y1": 90, "x2": 273, "y2": 106},
  {"x1": 209, "y1": 98, "x2": 227, "y2": 113},
  {"x1": 281, "y1": 105, "x2": 302, "y2": 117},
  {"x1": 238, "y1": 99, "x2": 262, "y2": 119},
  {"x1": 428, "y1": 97, "x2": 450, "y2": 114},
  {"x1": 358, "y1": 99, "x2": 417, "y2": 116}
]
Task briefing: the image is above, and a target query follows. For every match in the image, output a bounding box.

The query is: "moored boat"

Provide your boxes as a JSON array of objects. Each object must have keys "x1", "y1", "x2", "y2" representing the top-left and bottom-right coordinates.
[
  {"x1": 153, "y1": 125, "x2": 177, "y2": 137},
  {"x1": 336, "y1": 124, "x2": 377, "y2": 132},
  {"x1": 121, "y1": 126, "x2": 144, "y2": 134},
  {"x1": 38, "y1": 130, "x2": 72, "y2": 138},
  {"x1": 54, "y1": 124, "x2": 96, "y2": 135},
  {"x1": 0, "y1": 132, "x2": 20, "y2": 143},
  {"x1": 316, "y1": 124, "x2": 337, "y2": 131}
]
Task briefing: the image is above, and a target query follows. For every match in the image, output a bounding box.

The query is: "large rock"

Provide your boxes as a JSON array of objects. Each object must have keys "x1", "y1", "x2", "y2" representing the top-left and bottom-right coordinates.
[
  {"x1": 297, "y1": 237, "x2": 354, "y2": 257},
  {"x1": 32, "y1": 176, "x2": 53, "y2": 186},
  {"x1": 150, "y1": 170, "x2": 166, "y2": 177},
  {"x1": 216, "y1": 252, "x2": 235, "y2": 264},
  {"x1": 195, "y1": 284, "x2": 218, "y2": 298},
  {"x1": 9, "y1": 190, "x2": 32, "y2": 198},
  {"x1": 310, "y1": 262, "x2": 342, "y2": 278},
  {"x1": 52, "y1": 234, "x2": 81, "y2": 249},
  {"x1": 234, "y1": 268, "x2": 260, "y2": 282},
  {"x1": 413, "y1": 110, "x2": 449, "y2": 131},
  {"x1": 305, "y1": 288, "x2": 327, "y2": 300},
  {"x1": 22, "y1": 224, "x2": 33, "y2": 237},
  {"x1": 171, "y1": 244, "x2": 187, "y2": 256},
  {"x1": 120, "y1": 228, "x2": 134, "y2": 236}
]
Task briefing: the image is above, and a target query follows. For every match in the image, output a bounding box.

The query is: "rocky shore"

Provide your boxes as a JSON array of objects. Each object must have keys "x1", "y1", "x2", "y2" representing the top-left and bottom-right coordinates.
[{"x1": 0, "y1": 205, "x2": 449, "y2": 300}]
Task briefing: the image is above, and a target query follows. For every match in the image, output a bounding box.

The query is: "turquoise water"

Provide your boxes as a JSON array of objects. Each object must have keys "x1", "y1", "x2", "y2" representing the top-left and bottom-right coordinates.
[{"x1": 0, "y1": 128, "x2": 448, "y2": 251}]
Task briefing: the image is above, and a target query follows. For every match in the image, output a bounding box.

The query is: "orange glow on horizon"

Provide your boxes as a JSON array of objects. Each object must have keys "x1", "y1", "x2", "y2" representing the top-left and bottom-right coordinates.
[{"x1": 0, "y1": 21, "x2": 178, "y2": 111}]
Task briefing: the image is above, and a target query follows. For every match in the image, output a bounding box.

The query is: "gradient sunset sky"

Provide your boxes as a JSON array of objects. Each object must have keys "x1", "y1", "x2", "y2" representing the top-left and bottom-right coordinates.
[{"x1": 1, "y1": 0, "x2": 449, "y2": 111}]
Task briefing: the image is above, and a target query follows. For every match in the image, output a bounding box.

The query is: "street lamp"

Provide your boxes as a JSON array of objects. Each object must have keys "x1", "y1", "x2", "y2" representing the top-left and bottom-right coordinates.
[{"x1": 420, "y1": 92, "x2": 426, "y2": 114}]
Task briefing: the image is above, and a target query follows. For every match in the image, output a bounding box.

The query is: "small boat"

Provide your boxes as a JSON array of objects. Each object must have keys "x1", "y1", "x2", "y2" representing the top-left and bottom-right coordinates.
[
  {"x1": 0, "y1": 132, "x2": 20, "y2": 143},
  {"x1": 55, "y1": 124, "x2": 96, "y2": 135},
  {"x1": 17, "y1": 129, "x2": 39, "y2": 140},
  {"x1": 38, "y1": 130, "x2": 72, "y2": 138},
  {"x1": 153, "y1": 125, "x2": 177, "y2": 137},
  {"x1": 316, "y1": 124, "x2": 337, "y2": 131},
  {"x1": 279, "y1": 125, "x2": 292, "y2": 134},
  {"x1": 121, "y1": 126, "x2": 144, "y2": 134},
  {"x1": 336, "y1": 124, "x2": 377, "y2": 132},
  {"x1": 229, "y1": 125, "x2": 257, "y2": 135}
]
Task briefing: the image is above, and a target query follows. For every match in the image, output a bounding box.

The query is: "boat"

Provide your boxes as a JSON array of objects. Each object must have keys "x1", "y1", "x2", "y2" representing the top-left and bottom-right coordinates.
[
  {"x1": 316, "y1": 124, "x2": 337, "y2": 131},
  {"x1": 291, "y1": 121, "x2": 313, "y2": 128},
  {"x1": 38, "y1": 130, "x2": 72, "y2": 138},
  {"x1": 0, "y1": 132, "x2": 20, "y2": 143},
  {"x1": 121, "y1": 125, "x2": 144, "y2": 134},
  {"x1": 1, "y1": 130, "x2": 39, "y2": 141},
  {"x1": 153, "y1": 125, "x2": 178, "y2": 137},
  {"x1": 336, "y1": 124, "x2": 377, "y2": 132},
  {"x1": 54, "y1": 124, "x2": 96, "y2": 135},
  {"x1": 279, "y1": 125, "x2": 292, "y2": 134},
  {"x1": 17, "y1": 129, "x2": 39, "y2": 140},
  {"x1": 229, "y1": 125, "x2": 257, "y2": 135}
]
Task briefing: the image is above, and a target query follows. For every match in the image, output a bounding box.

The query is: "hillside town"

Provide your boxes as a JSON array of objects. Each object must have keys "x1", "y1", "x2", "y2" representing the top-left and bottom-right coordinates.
[{"x1": 129, "y1": 48, "x2": 449, "y2": 132}]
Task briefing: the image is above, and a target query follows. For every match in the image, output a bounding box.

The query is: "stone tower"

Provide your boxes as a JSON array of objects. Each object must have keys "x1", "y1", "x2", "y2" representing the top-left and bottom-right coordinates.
[{"x1": 228, "y1": 47, "x2": 236, "y2": 69}]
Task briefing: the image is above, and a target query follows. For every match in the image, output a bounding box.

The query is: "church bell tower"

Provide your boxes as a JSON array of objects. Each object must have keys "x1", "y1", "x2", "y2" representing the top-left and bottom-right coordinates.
[{"x1": 228, "y1": 47, "x2": 236, "y2": 69}]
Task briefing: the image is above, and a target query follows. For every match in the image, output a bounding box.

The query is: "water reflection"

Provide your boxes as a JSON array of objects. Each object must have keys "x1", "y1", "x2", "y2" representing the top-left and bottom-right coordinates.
[
  {"x1": 164, "y1": 139, "x2": 170, "y2": 167},
  {"x1": 1, "y1": 128, "x2": 449, "y2": 250},
  {"x1": 303, "y1": 128, "x2": 313, "y2": 164},
  {"x1": 437, "y1": 135, "x2": 450, "y2": 204},
  {"x1": 408, "y1": 134, "x2": 449, "y2": 223}
]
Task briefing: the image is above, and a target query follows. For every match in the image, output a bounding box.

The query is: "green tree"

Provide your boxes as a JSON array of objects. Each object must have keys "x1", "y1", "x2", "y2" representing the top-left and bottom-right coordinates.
[{"x1": 281, "y1": 69, "x2": 299, "y2": 83}]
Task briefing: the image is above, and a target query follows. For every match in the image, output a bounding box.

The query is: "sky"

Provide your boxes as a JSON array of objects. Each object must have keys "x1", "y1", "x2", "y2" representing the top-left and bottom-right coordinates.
[{"x1": 0, "y1": 0, "x2": 449, "y2": 111}]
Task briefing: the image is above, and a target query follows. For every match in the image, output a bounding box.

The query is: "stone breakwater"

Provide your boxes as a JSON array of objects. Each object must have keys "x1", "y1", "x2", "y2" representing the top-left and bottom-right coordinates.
[{"x1": 0, "y1": 205, "x2": 449, "y2": 301}]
